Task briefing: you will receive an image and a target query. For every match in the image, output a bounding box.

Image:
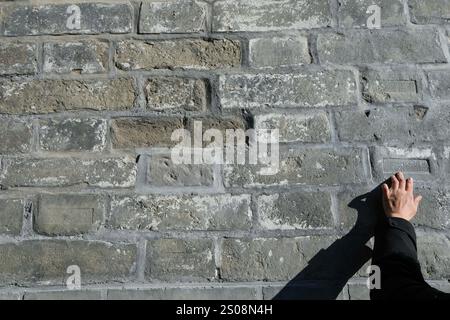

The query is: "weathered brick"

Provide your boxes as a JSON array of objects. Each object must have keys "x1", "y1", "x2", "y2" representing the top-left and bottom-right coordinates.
[
  {"x1": 413, "y1": 188, "x2": 450, "y2": 230},
  {"x1": 218, "y1": 70, "x2": 357, "y2": 109},
  {"x1": 337, "y1": 0, "x2": 406, "y2": 28},
  {"x1": 225, "y1": 148, "x2": 366, "y2": 187},
  {"x1": 317, "y1": 29, "x2": 446, "y2": 64},
  {"x1": 263, "y1": 283, "x2": 345, "y2": 300},
  {"x1": 109, "y1": 194, "x2": 251, "y2": 231},
  {"x1": 146, "y1": 239, "x2": 215, "y2": 281},
  {"x1": 24, "y1": 290, "x2": 102, "y2": 300},
  {"x1": 139, "y1": 0, "x2": 207, "y2": 33},
  {"x1": 0, "y1": 119, "x2": 32, "y2": 153},
  {"x1": 111, "y1": 117, "x2": 184, "y2": 149},
  {"x1": 145, "y1": 77, "x2": 207, "y2": 111},
  {"x1": 249, "y1": 36, "x2": 311, "y2": 68},
  {"x1": 256, "y1": 192, "x2": 333, "y2": 230},
  {"x1": 142, "y1": 154, "x2": 215, "y2": 187},
  {"x1": 107, "y1": 286, "x2": 258, "y2": 300},
  {"x1": 0, "y1": 156, "x2": 136, "y2": 188},
  {"x1": 417, "y1": 232, "x2": 450, "y2": 279},
  {"x1": 43, "y1": 40, "x2": 109, "y2": 74},
  {"x1": 335, "y1": 106, "x2": 450, "y2": 145},
  {"x1": 0, "y1": 292, "x2": 21, "y2": 300},
  {"x1": 254, "y1": 112, "x2": 331, "y2": 143},
  {"x1": 370, "y1": 147, "x2": 436, "y2": 182},
  {"x1": 361, "y1": 68, "x2": 422, "y2": 103},
  {"x1": 39, "y1": 118, "x2": 107, "y2": 152},
  {"x1": 347, "y1": 283, "x2": 370, "y2": 300},
  {"x1": 0, "y1": 198, "x2": 23, "y2": 236},
  {"x1": 0, "y1": 42, "x2": 37, "y2": 75},
  {"x1": 189, "y1": 115, "x2": 247, "y2": 145},
  {"x1": 0, "y1": 240, "x2": 136, "y2": 285},
  {"x1": 212, "y1": 0, "x2": 332, "y2": 32},
  {"x1": 221, "y1": 237, "x2": 335, "y2": 281},
  {"x1": 409, "y1": 0, "x2": 450, "y2": 24},
  {"x1": 0, "y1": 78, "x2": 135, "y2": 114},
  {"x1": 115, "y1": 39, "x2": 241, "y2": 70},
  {"x1": 1, "y1": 2, "x2": 133, "y2": 36},
  {"x1": 426, "y1": 70, "x2": 450, "y2": 100},
  {"x1": 35, "y1": 194, "x2": 105, "y2": 236}
]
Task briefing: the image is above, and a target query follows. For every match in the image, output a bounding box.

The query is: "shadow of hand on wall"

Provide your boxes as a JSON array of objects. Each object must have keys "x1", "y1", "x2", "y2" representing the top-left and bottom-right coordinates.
[{"x1": 273, "y1": 184, "x2": 384, "y2": 300}]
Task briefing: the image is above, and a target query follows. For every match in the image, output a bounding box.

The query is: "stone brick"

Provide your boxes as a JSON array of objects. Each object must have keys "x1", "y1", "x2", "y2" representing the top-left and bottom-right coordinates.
[
  {"x1": 262, "y1": 283, "x2": 344, "y2": 300},
  {"x1": 111, "y1": 117, "x2": 184, "y2": 149},
  {"x1": 413, "y1": 188, "x2": 450, "y2": 230},
  {"x1": 142, "y1": 154, "x2": 215, "y2": 187},
  {"x1": 249, "y1": 36, "x2": 311, "y2": 68},
  {"x1": 428, "y1": 281, "x2": 450, "y2": 293},
  {"x1": 361, "y1": 67, "x2": 422, "y2": 103},
  {"x1": 417, "y1": 232, "x2": 450, "y2": 279},
  {"x1": 370, "y1": 147, "x2": 436, "y2": 182},
  {"x1": 335, "y1": 106, "x2": 450, "y2": 145},
  {"x1": 35, "y1": 194, "x2": 105, "y2": 236},
  {"x1": 256, "y1": 192, "x2": 333, "y2": 230},
  {"x1": 115, "y1": 39, "x2": 241, "y2": 70},
  {"x1": 337, "y1": 0, "x2": 406, "y2": 28},
  {"x1": 225, "y1": 147, "x2": 366, "y2": 187},
  {"x1": 254, "y1": 112, "x2": 331, "y2": 143},
  {"x1": 145, "y1": 77, "x2": 207, "y2": 111},
  {"x1": 1, "y1": 2, "x2": 133, "y2": 36},
  {"x1": 218, "y1": 70, "x2": 357, "y2": 109},
  {"x1": 221, "y1": 237, "x2": 335, "y2": 281},
  {"x1": 24, "y1": 290, "x2": 102, "y2": 300},
  {"x1": 317, "y1": 29, "x2": 446, "y2": 64},
  {"x1": 0, "y1": 198, "x2": 23, "y2": 236},
  {"x1": 39, "y1": 118, "x2": 107, "y2": 152},
  {"x1": 409, "y1": 0, "x2": 450, "y2": 24},
  {"x1": 0, "y1": 78, "x2": 135, "y2": 114},
  {"x1": 212, "y1": 0, "x2": 332, "y2": 32},
  {"x1": 347, "y1": 283, "x2": 370, "y2": 300},
  {"x1": 427, "y1": 70, "x2": 450, "y2": 100},
  {"x1": 0, "y1": 240, "x2": 136, "y2": 285},
  {"x1": 107, "y1": 286, "x2": 258, "y2": 300},
  {"x1": 0, "y1": 292, "x2": 21, "y2": 300},
  {"x1": 146, "y1": 239, "x2": 215, "y2": 281},
  {"x1": 0, "y1": 156, "x2": 136, "y2": 188},
  {"x1": 189, "y1": 115, "x2": 247, "y2": 145},
  {"x1": 139, "y1": 0, "x2": 207, "y2": 33},
  {"x1": 0, "y1": 42, "x2": 37, "y2": 75},
  {"x1": 0, "y1": 119, "x2": 32, "y2": 153},
  {"x1": 43, "y1": 40, "x2": 109, "y2": 74},
  {"x1": 109, "y1": 194, "x2": 251, "y2": 231}
]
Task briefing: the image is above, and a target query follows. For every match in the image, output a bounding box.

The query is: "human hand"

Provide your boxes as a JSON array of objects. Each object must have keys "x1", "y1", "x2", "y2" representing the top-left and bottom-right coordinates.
[{"x1": 381, "y1": 172, "x2": 423, "y2": 221}]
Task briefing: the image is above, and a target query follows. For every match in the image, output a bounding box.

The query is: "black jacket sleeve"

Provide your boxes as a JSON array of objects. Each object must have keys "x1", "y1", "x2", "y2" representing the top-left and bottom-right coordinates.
[{"x1": 370, "y1": 217, "x2": 450, "y2": 300}]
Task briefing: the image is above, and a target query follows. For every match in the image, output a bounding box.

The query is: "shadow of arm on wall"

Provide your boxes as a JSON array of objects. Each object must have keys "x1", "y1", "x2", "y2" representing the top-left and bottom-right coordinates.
[{"x1": 273, "y1": 185, "x2": 384, "y2": 300}]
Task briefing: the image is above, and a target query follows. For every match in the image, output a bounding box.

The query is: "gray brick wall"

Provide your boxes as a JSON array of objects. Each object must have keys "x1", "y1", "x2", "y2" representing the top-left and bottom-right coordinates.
[{"x1": 0, "y1": 0, "x2": 449, "y2": 300}]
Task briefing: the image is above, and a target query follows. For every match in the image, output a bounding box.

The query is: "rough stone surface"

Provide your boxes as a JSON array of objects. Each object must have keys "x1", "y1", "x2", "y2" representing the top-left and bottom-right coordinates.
[
  {"x1": 212, "y1": 0, "x2": 332, "y2": 32},
  {"x1": 0, "y1": 78, "x2": 136, "y2": 114},
  {"x1": 0, "y1": 156, "x2": 136, "y2": 188},
  {"x1": 115, "y1": 39, "x2": 241, "y2": 70},
  {"x1": 317, "y1": 29, "x2": 447, "y2": 64},
  {"x1": 146, "y1": 239, "x2": 215, "y2": 281},
  {"x1": 0, "y1": 42, "x2": 37, "y2": 75},
  {"x1": 256, "y1": 192, "x2": 333, "y2": 229},
  {"x1": 35, "y1": 194, "x2": 105, "y2": 236},
  {"x1": 43, "y1": 40, "x2": 109, "y2": 74},
  {"x1": 39, "y1": 118, "x2": 107, "y2": 152},
  {"x1": 145, "y1": 77, "x2": 207, "y2": 111},
  {"x1": 23, "y1": 290, "x2": 102, "y2": 300},
  {"x1": 219, "y1": 71, "x2": 357, "y2": 109},
  {"x1": 109, "y1": 194, "x2": 252, "y2": 231},
  {"x1": 417, "y1": 232, "x2": 450, "y2": 279},
  {"x1": 0, "y1": 240, "x2": 137, "y2": 285},
  {"x1": 0, "y1": 118, "x2": 32, "y2": 153},
  {"x1": 409, "y1": 0, "x2": 450, "y2": 24},
  {"x1": 249, "y1": 36, "x2": 311, "y2": 68},
  {"x1": 139, "y1": 1, "x2": 207, "y2": 33},
  {"x1": 426, "y1": 70, "x2": 450, "y2": 100},
  {"x1": 0, "y1": 198, "x2": 23, "y2": 236},
  {"x1": 1, "y1": 2, "x2": 133, "y2": 36}
]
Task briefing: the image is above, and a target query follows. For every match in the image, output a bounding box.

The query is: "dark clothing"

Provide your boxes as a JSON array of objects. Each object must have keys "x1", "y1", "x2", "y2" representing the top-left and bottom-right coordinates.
[{"x1": 370, "y1": 217, "x2": 450, "y2": 300}]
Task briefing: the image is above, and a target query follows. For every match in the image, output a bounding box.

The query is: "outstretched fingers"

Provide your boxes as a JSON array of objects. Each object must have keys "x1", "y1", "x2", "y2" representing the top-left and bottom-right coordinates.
[
  {"x1": 406, "y1": 177, "x2": 414, "y2": 193},
  {"x1": 396, "y1": 171, "x2": 406, "y2": 190},
  {"x1": 391, "y1": 174, "x2": 399, "y2": 191}
]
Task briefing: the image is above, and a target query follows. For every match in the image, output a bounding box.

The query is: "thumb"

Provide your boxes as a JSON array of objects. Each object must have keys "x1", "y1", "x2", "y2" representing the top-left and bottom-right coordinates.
[{"x1": 414, "y1": 195, "x2": 423, "y2": 207}]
